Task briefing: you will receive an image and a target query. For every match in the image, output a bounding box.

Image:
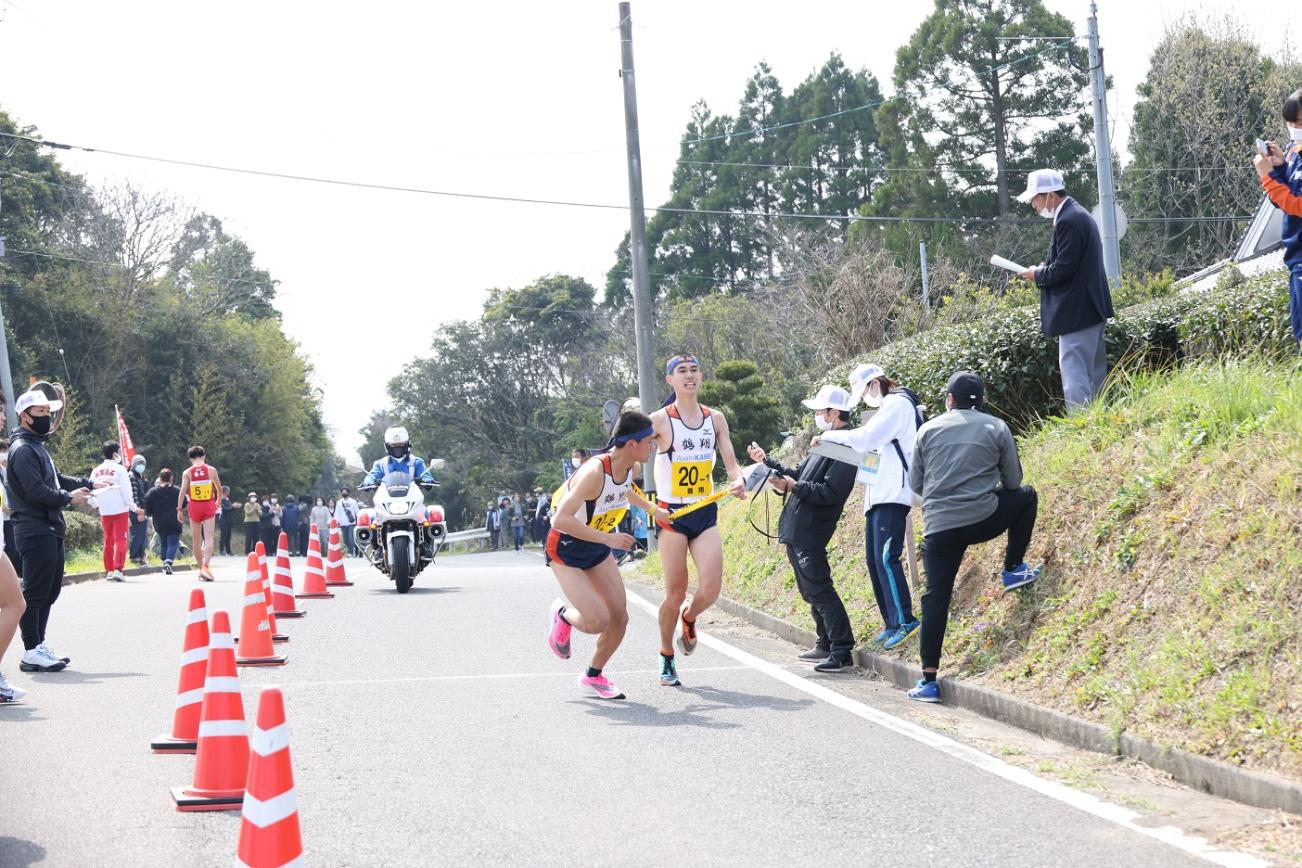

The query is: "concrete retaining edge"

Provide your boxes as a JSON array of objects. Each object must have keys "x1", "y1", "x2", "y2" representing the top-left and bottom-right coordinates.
[
  {"x1": 63, "y1": 563, "x2": 196, "y2": 586},
  {"x1": 706, "y1": 592, "x2": 1302, "y2": 816}
]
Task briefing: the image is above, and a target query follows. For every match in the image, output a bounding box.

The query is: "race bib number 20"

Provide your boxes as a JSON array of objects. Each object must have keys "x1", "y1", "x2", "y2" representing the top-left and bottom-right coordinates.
[{"x1": 671, "y1": 460, "x2": 713, "y2": 499}]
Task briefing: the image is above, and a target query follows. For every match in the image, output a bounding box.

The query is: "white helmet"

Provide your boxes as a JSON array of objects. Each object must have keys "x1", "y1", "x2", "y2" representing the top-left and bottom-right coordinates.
[{"x1": 384, "y1": 426, "x2": 410, "y2": 447}]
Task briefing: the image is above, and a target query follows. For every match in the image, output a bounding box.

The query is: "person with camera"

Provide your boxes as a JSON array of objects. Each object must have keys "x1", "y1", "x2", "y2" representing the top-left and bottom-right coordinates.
[
  {"x1": 1252, "y1": 88, "x2": 1302, "y2": 343},
  {"x1": 747, "y1": 385, "x2": 860, "y2": 673},
  {"x1": 905, "y1": 372, "x2": 1041, "y2": 704},
  {"x1": 7, "y1": 389, "x2": 100, "y2": 673}
]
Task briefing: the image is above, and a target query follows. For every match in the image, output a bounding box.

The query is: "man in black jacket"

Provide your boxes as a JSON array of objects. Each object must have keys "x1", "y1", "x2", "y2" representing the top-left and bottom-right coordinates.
[
  {"x1": 217, "y1": 485, "x2": 235, "y2": 556},
  {"x1": 747, "y1": 385, "x2": 859, "y2": 673},
  {"x1": 1016, "y1": 169, "x2": 1115, "y2": 410},
  {"x1": 7, "y1": 390, "x2": 97, "y2": 673}
]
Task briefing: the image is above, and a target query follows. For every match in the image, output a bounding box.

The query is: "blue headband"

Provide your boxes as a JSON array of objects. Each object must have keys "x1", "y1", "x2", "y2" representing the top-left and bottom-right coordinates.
[
  {"x1": 612, "y1": 425, "x2": 655, "y2": 446},
  {"x1": 665, "y1": 354, "x2": 700, "y2": 376}
]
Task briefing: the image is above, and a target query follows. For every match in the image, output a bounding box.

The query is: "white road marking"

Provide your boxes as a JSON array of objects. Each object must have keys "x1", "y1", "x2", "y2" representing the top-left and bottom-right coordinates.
[
  {"x1": 624, "y1": 590, "x2": 1263, "y2": 868},
  {"x1": 264, "y1": 665, "x2": 753, "y2": 690}
]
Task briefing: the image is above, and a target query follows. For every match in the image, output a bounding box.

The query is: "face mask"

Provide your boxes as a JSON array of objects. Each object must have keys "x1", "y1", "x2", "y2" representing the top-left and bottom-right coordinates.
[
  {"x1": 28, "y1": 415, "x2": 52, "y2": 436},
  {"x1": 387, "y1": 445, "x2": 407, "y2": 459},
  {"x1": 864, "y1": 384, "x2": 883, "y2": 409},
  {"x1": 1290, "y1": 126, "x2": 1302, "y2": 144},
  {"x1": 272, "y1": 498, "x2": 278, "y2": 504},
  {"x1": 133, "y1": 462, "x2": 145, "y2": 473},
  {"x1": 814, "y1": 414, "x2": 834, "y2": 432},
  {"x1": 1038, "y1": 206, "x2": 1054, "y2": 219}
]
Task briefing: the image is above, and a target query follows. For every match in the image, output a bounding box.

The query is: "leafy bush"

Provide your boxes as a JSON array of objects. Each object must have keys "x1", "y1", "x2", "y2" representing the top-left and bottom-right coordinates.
[
  {"x1": 839, "y1": 270, "x2": 1291, "y2": 432},
  {"x1": 64, "y1": 510, "x2": 101, "y2": 553}
]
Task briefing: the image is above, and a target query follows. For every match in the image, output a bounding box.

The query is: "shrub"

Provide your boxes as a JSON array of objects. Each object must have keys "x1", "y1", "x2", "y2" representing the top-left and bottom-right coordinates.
[
  {"x1": 841, "y1": 270, "x2": 1291, "y2": 433},
  {"x1": 64, "y1": 510, "x2": 101, "y2": 552}
]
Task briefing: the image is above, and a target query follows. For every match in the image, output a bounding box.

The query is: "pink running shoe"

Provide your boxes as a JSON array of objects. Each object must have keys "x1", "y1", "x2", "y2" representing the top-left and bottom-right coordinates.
[
  {"x1": 548, "y1": 599, "x2": 572, "y2": 659},
  {"x1": 578, "y1": 673, "x2": 625, "y2": 700}
]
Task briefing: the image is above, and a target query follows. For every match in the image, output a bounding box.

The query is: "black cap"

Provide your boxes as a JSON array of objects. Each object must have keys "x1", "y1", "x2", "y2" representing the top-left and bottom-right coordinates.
[{"x1": 946, "y1": 370, "x2": 985, "y2": 409}]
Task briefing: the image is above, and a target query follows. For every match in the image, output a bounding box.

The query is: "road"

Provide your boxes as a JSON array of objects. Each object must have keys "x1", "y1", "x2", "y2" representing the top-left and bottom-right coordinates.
[{"x1": 0, "y1": 550, "x2": 1267, "y2": 867}]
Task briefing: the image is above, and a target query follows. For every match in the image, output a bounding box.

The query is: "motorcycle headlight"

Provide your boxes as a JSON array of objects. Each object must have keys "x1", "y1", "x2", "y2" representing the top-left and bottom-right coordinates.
[{"x1": 388, "y1": 502, "x2": 411, "y2": 516}]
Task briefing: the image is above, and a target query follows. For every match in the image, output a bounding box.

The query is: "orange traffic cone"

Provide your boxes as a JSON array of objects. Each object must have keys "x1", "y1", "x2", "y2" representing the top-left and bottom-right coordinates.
[
  {"x1": 171, "y1": 609, "x2": 248, "y2": 811},
  {"x1": 236, "y1": 687, "x2": 303, "y2": 867},
  {"x1": 295, "y1": 524, "x2": 333, "y2": 599},
  {"x1": 152, "y1": 588, "x2": 209, "y2": 754},
  {"x1": 235, "y1": 554, "x2": 287, "y2": 667},
  {"x1": 271, "y1": 531, "x2": 305, "y2": 618},
  {"x1": 254, "y1": 542, "x2": 288, "y2": 643},
  {"x1": 324, "y1": 518, "x2": 353, "y2": 586}
]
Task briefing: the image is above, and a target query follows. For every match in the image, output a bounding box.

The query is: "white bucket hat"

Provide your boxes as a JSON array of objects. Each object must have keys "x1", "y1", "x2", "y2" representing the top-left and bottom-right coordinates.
[{"x1": 801, "y1": 384, "x2": 855, "y2": 412}]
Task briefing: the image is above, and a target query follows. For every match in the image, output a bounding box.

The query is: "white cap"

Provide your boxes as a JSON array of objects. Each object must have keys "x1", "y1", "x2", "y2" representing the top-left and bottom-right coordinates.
[
  {"x1": 14, "y1": 389, "x2": 63, "y2": 415},
  {"x1": 801, "y1": 384, "x2": 855, "y2": 412},
  {"x1": 1015, "y1": 168, "x2": 1065, "y2": 203},
  {"x1": 848, "y1": 363, "x2": 885, "y2": 405}
]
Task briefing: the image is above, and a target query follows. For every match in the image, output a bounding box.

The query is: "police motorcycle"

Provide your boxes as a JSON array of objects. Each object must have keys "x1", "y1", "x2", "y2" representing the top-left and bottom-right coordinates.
[{"x1": 356, "y1": 428, "x2": 447, "y2": 594}]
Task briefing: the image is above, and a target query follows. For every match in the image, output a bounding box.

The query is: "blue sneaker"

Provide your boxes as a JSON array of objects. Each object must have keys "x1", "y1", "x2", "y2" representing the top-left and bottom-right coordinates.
[
  {"x1": 1001, "y1": 562, "x2": 1041, "y2": 592},
  {"x1": 906, "y1": 679, "x2": 941, "y2": 703},
  {"x1": 882, "y1": 619, "x2": 920, "y2": 650},
  {"x1": 873, "y1": 628, "x2": 893, "y2": 645},
  {"x1": 659, "y1": 654, "x2": 681, "y2": 687}
]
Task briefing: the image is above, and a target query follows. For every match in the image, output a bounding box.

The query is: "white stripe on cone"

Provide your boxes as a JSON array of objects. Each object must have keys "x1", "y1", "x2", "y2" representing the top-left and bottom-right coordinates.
[
  {"x1": 203, "y1": 676, "x2": 243, "y2": 694},
  {"x1": 198, "y1": 720, "x2": 248, "y2": 738},
  {"x1": 180, "y1": 646, "x2": 209, "y2": 666},
  {"x1": 174, "y1": 688, "x2": 205, "y2": 709},
  {"x1": 210, "y1": 632, "x2": 235, "y2": 650},
  {"x1": 186, "y1": 607, "x2": 209, "y2": 625},
  {"x1": 240, "y1": 789, "x2": 299, "y2": 829},
  {"x1": 249, "y1": 723, "x2": 291, "y2": 757}
]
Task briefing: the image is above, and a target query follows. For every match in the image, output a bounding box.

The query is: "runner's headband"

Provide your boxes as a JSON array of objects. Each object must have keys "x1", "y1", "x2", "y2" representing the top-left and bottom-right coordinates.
[
  {"x1": 611, "y1": 426, "x2": 654, "y2": 446},
  {"x1": 664, "y1": 354, "x2": 700, "y2": 376}
]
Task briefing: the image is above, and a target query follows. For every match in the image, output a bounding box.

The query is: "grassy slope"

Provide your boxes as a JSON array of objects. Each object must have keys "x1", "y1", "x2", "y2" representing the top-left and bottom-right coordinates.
[{"x1": 672, "y1": 358, "x2": 1302, "y2": 780}]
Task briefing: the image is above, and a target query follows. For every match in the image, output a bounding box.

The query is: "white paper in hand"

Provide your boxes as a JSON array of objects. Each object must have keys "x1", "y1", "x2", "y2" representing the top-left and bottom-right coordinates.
[{"x1": 990, "y1": 255, "x2": 1027, "y2": 273}]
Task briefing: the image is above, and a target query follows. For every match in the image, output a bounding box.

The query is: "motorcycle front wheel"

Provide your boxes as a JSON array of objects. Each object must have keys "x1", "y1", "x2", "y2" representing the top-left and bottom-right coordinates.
[{"x1": 392, "y1": 536, "x2": 412, "y2": 593}]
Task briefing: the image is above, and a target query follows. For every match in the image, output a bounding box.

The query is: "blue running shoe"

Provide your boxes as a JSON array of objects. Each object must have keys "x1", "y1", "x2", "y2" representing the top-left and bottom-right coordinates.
[
  {"x1": 659, "y1": 654, "x2": 681, "y2": 687},
  {"x1": 882, "y1": 619, "x2": 920, "y2": 650},
  {"x1": 1001, "y1": 562, "x2": 1041, "y2": 592},
  {"x1": 873, "y1": 628, "x2": 893, "y2": 645},
  {"x1": 907, "y1": 679, "x2": 941, "y2": 703}
]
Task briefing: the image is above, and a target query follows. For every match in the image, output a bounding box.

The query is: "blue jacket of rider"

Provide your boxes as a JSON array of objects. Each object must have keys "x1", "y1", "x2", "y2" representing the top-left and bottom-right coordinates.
[{"x1": 365, "y1": 455, "x2": 435, "y2": 486}]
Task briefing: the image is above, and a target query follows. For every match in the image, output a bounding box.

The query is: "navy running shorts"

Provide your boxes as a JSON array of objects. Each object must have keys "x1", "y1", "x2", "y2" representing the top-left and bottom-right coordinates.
[
  {"x1": 545, "y1": 528, "x2": 612, "y2": 570},
  {"x1": 655, "y1": 500, "x2": 718, "y2": 542}
]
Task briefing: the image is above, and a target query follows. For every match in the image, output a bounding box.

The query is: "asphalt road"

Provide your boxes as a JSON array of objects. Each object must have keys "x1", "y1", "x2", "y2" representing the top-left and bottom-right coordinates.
[{"x1": 0, "y1": 550, "x2": 1263, "y2": 867}]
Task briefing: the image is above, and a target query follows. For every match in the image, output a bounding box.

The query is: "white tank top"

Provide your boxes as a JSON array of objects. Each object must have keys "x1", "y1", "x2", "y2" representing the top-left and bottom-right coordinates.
[
  {"x1": 653, "y1": 404, "x2": 718, "y2": 505},
  {"x1": 551, "y1": 454, "x2": 631, "y2": 533}
]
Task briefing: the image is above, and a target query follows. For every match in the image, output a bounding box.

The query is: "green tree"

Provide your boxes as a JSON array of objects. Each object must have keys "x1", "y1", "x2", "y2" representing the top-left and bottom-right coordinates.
[
  {"x1": 697, "y1": 359, "x2": 781, "y2": 455},
  {"x1": 1121, "y1": 17, "x2": 1302, "y2": 274}
]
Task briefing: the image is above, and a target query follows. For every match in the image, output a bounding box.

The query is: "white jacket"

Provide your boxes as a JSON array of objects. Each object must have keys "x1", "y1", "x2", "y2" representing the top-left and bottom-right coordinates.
[
  {"x1": 91, "y1": 459, "x2": 137, "y2": 516},
  {"x1": 818, "y1": 392, "x2": 919, "y2": 510}
]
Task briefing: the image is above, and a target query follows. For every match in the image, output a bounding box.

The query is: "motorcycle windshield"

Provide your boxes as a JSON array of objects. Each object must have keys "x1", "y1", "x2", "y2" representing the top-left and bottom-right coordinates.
[{"x1": 382, "y1": 471, "x2": 413, "y2": 498}]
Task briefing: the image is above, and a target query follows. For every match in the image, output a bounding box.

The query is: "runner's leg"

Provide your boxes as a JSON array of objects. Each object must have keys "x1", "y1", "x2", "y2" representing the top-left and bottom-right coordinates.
[
  {"x1": 657, "y1": 529, "x2": 690, "y2": 655},
  {"x1": 201, "y1": 516, "x2": 216, "y2": 570},
  {"x1": 550, "y1": 562, "x2": 612, "y2": 636},
  {"x1": 684, "y1": 525, "x2": 724, "y2": 620},
  {"x1": 0, "y1": 553, "x2": 26, "y2": 667},
  {"x1": 585, "y1": 557, "x2": 629, "y2": 670}
]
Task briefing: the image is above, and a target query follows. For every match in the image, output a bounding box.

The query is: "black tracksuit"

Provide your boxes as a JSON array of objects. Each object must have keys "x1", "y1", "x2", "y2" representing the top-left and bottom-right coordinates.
[
  {"x1": 774, "y1": 444, "x2": 859, "y2": 658},
  {"x1": 6, "y1": 427, "x2": 93, "y2": 651}
]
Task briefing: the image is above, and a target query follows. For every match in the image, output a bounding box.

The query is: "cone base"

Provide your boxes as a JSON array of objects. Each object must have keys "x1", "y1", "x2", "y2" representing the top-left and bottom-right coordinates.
[
  {"x1": 272, "y1": 609, "x2": 307, "y2": 618},
  {"x1": 151, "y1": 735, "x2": 197, "y2": 754},
  {"x1": 233, "y1": 634, "x2": 290, "y2": 644},
  {"x1": 235, "y1": 654, "x2": 288, "y2": 667},
  {"x1": 325, "y1": 580, "x2": 355, "y2": 587},
  {"x1": 295, "y1": 592, "x2": 334, "y2": 599},
  {"x1": 171, "y1": 785, "x2": 243, "y2": 812}
]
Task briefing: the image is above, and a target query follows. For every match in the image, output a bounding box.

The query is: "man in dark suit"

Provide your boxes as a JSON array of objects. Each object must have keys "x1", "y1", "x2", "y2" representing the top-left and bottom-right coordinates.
[
  {"x1": 1016, "y1": 169, "x2": 1115, "y2": 410},
  {"x1": 746, "y1": 385, "x2": 859, "y2": 673}
]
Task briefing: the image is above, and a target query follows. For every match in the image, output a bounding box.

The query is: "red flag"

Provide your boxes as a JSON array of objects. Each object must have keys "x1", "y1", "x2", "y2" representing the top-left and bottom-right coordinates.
[{"x1": 115, "y1": 405, "x2": 135, "y2": 464}]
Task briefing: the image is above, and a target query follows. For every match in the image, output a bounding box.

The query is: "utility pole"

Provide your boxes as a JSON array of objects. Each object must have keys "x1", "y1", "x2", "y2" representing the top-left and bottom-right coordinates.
[
  {"x1": 0, "y1": 187, "x2": 16, "y2": 430},
  {"x1": 919, "y1": 242, "x2": 931, "y2": 308},
  {"x1": 618, "y1": 2, "x2": 657, "y2": 417},
  {"x1": 1087, "y1": 2, "x2": 1122, "y2": 287}
]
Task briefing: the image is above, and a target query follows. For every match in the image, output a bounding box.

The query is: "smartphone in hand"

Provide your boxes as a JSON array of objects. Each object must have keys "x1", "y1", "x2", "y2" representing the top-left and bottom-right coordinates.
[{"x1": 1256, "y1": 138, "x2": 1271, "y2": 156}]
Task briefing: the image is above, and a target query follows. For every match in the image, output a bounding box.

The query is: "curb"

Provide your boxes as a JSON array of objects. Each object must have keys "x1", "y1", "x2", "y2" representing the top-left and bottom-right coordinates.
[
  {"x1": 63, "y1": 563, "x2": 197, "y2": 586},
  {"x1": 707, "y1": 592, "x2": 1302, "y2": 816}
]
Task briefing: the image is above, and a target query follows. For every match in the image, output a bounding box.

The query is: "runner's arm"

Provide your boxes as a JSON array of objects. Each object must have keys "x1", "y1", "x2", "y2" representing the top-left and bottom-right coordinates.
[
  {"x1": 626, "y1": 484, "x2": 670, "y2": 523},
  {"x1": 550, "y1": 463, "x2": 617, "y2": 546},
  {"x1": 710, "y1": 411, "x2": 748, "y2": 498}
]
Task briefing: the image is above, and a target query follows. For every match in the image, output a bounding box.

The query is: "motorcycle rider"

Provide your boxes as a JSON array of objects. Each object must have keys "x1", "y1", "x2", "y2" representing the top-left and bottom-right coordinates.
[{"x1": 360, "y1": 427, "x2": 438, "y2": 559}]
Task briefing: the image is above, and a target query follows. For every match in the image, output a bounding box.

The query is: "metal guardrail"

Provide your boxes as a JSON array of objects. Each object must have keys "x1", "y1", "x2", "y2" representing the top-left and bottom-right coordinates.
[{"x1": 444, "y1": 528, "x2": 490, "y2": 545}]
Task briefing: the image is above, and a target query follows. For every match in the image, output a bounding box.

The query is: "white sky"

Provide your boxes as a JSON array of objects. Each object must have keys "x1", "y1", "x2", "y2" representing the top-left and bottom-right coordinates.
[{"x1": 0, "y1": 0, "x2": 1286, "y2": 463}]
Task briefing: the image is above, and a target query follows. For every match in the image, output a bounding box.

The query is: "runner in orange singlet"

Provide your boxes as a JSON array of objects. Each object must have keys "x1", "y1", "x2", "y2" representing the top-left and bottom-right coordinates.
[{"x1": 178, "y1": 446, "x2": 223, "y2": 581}]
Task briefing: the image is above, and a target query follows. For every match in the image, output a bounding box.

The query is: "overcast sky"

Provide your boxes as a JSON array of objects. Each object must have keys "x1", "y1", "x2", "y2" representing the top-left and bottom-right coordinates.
[{"x1": 0, "y1": 0, "x2": 1285, "y2": 464}]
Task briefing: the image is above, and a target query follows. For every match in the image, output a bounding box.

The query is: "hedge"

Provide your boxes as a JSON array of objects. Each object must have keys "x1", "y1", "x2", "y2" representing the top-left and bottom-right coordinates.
[{"x1": 836, "y1": 270, "x2": 1293, "y2": 432}]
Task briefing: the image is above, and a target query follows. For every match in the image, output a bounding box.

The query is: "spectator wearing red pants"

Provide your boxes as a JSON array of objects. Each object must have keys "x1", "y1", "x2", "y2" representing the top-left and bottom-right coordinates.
[{"x1": 91, "y1": 441, "x2": 143, "y2": 582}]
